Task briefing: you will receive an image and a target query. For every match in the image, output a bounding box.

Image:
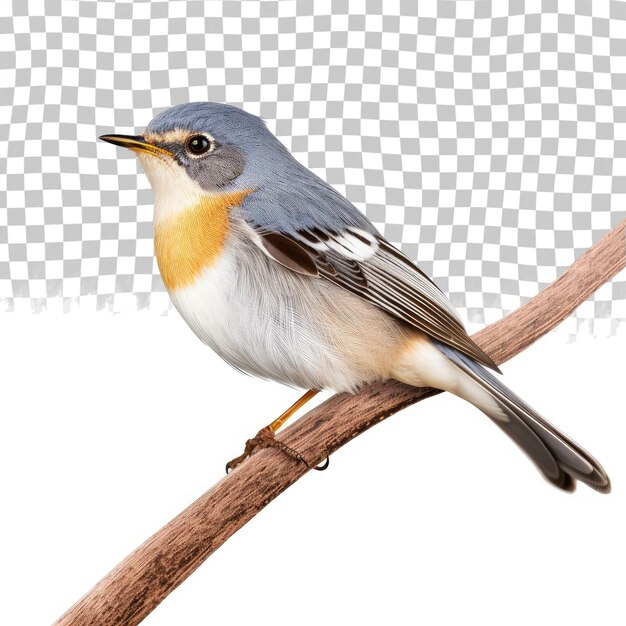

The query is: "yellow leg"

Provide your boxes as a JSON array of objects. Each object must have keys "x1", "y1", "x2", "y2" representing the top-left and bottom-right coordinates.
[{"x1": 267, "y1": 389, "x2": 319, "y2": 433}]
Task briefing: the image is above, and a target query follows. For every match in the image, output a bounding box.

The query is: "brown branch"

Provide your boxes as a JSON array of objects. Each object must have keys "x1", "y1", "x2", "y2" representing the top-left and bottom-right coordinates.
[{"x1": 53, "y1": 221, "x2": 626, "y2": 626}]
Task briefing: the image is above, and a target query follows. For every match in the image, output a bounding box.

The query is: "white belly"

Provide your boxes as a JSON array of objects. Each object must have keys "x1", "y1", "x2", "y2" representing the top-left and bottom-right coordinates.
[{"x1": 167, "y1": 231, "x2": 408, "y2": 392}]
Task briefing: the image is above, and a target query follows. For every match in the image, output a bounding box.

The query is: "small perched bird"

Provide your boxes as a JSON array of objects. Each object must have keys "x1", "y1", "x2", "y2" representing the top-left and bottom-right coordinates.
[{"x1": 101, "y1": 102, "x2": 610, "y2": 492}]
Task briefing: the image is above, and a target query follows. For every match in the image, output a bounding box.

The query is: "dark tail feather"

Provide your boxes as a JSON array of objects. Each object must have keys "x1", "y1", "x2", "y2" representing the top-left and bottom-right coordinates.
[{"x1": 433, "y1": 341, "x2": 611, "y2": 493}]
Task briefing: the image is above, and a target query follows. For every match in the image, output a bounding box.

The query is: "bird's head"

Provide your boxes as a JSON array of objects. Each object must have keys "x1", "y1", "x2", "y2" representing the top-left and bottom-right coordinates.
[{"x1": 100, "y1": 102, "x2": 287, "y2": 222}]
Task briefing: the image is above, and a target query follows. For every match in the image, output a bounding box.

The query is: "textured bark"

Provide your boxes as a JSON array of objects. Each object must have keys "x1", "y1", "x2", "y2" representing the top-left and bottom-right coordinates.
[{"x1": 53, "y1": 220, "x2": 626, "y2": 626}]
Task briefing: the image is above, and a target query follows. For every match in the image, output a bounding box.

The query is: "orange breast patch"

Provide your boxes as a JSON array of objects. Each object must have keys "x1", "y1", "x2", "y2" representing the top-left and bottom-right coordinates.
[{"x1": 154, "y1": 189, "x2": 251, "y2": 291}]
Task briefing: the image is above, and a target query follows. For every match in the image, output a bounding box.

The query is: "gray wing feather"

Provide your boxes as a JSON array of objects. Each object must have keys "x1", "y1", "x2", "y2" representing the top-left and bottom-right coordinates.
[{"x1": 240, "y1": 188, "x2": 498, "y2": 370}]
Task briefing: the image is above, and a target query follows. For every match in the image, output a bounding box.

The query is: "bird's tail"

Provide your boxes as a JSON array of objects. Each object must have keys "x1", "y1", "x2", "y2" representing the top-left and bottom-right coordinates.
[
  {"x1": 391, "y1": 333, "x2": 610, "y2": 492},
  {"x1": 431, "y1": 340, "x2": 610, "y2": 493}
]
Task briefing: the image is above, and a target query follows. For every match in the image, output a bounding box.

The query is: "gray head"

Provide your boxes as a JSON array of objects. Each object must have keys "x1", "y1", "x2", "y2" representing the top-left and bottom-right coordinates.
[{"x1": 100, "y1": 102, "x2": 293, "y2": 193}]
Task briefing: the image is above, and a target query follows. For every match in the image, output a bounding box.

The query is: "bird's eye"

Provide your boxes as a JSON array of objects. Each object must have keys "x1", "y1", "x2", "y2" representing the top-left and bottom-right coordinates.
[{"x1": 186, "y1": 135, "x2": 212, "y2": 156}]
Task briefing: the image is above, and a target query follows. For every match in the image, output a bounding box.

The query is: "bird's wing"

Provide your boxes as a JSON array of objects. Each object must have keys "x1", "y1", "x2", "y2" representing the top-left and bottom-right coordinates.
[{"x1": 239, "y1": 188, "x2": 499, "y2": 371}]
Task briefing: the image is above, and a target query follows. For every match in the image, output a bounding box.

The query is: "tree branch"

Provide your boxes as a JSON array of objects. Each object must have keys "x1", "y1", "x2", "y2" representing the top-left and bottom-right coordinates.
[{"x1": 53, "y1": 220, "x2": 626, "y2": 626}]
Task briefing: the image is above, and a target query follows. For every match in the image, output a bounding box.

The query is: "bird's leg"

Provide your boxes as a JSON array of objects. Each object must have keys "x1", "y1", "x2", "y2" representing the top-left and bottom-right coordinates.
[
  {"x1": 266, "y1": 388, "x2": 319, "y2": 433},
  {"x1": 226, "y1": 389, "x2": 328, "y2": 473}
]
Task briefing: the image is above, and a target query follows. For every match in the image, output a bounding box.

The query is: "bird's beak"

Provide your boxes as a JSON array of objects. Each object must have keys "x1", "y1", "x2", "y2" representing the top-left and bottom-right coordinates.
[{"x1": 99, "y1": 134, "x2": 173, "y2": 157}]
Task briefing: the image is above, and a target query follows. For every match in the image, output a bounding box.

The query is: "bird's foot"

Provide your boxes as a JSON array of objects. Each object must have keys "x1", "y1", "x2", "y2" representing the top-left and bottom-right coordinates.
[{"x1": 225, "y1": 426, "x2": 330, "y2": 474}]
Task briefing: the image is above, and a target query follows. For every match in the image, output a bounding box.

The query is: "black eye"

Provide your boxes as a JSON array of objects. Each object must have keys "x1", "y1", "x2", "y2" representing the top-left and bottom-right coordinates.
[{"x1": 186, "y1": 135, "x2": 211, "y2": 155}]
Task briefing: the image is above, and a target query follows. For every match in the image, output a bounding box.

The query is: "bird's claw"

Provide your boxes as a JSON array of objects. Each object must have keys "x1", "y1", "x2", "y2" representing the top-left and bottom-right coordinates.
[{"x1": 225, "y1": 426, "x2": 329, "y2": 474}]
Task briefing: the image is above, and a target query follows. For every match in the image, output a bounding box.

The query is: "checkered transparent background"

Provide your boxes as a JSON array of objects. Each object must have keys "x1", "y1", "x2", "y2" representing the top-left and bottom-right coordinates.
[{"x1": 1, "y1": 0, "x2": 625, "y2": 336}]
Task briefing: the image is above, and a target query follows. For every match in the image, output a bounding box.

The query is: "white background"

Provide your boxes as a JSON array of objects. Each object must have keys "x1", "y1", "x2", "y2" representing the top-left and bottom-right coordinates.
[{"x1": 0, "y1": 311, "x2": 624, "y2": 625}]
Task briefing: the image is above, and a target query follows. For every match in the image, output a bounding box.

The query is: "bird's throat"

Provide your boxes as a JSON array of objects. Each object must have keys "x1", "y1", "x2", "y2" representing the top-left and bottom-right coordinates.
[{"x1": 154, "y1": 190, "x2": 252, "y2": 291}]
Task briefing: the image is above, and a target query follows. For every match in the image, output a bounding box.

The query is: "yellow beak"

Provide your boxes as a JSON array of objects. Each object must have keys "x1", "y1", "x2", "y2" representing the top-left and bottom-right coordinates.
[{"x1": 99, "y1": 134, "x2": 173, "y2": 157}]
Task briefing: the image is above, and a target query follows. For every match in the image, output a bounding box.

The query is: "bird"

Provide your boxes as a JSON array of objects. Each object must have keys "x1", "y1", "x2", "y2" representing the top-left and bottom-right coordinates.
[{"x1": 100, "y1": 101, "x2": 610, "y2": 492}]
